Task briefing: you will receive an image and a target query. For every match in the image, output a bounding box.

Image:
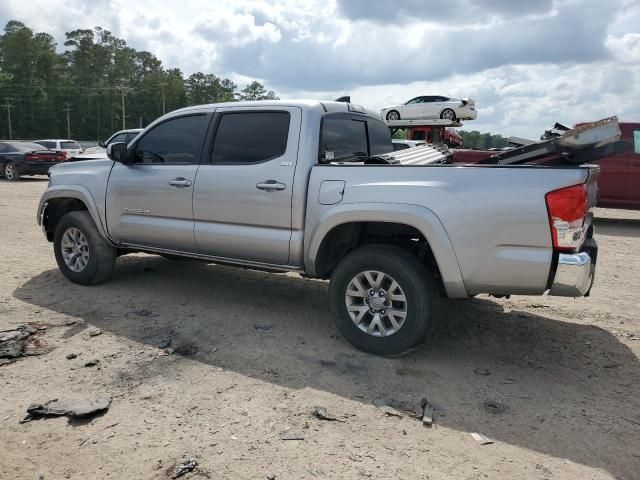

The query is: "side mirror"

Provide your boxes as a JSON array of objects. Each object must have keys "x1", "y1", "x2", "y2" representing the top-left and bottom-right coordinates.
[
  {"x1": 98, "y1": 140, "x2": 106, "y2": 148},
  {"x1": 107, "y1": 142, "x2": 130, "y2": 163}
]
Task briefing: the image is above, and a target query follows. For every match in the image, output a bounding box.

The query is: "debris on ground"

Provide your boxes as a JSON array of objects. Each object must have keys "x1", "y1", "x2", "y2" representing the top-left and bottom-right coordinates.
[
  {"x1": 474, "y1": 368, "x2": 491, "y2": 376},
  {"x1": 420, "y1": 398, "x2": 434, "y2": 427},
  {"x1": 311, "y1": 406, "x2": 346, "y2": 422},
  {"x1": 66, "y1": 353, "x2": 78, "y2": 360},
  {"x1": 253, "y1": 324, "x2": 273, "y2": 332},
  {"x1": 267, "y1": 474, "x2": 277, "y2": 480},
  {"x1": 280, "y1": 432, "x2": 305, "y2": 441},
  {"x1": 133, "y1": 309, "x2": 153, "y2": 317},
  {"x1": 0, "y1": 324, "x2": 49, "y2": 365},
  {"x1": 88, "y1": 328, "x2": 102, "y2": 337},
  {"x1": 471, "y1": 432, "x2": 494, "y2": 445},
  {"x1": 84, "y1": 359, "x2": 99, "y2": 367},
  {"x1": 170, "y1": 457, "x2": 198, "y2": 479},
  {"x1": 20, "y1": 397, "x2": 112, "y2": 423},
  {"x1": 373, "y1": 398, "x2": 422, "y2": 418},
  {"x1": 483, "y1": 401, "x2": 507, "y2": 415}
]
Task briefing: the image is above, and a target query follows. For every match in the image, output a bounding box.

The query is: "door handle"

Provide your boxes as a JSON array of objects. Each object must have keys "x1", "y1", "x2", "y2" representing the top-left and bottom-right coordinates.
[
  {"x1": 256, "y1": 180, "x2": 286, "y2": 191},
  {"x1": 168, "y1": 177, "x2": 192, "y2": 188}
]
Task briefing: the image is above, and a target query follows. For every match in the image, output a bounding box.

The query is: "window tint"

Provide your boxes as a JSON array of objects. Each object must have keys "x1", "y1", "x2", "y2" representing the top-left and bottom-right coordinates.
[
  {"x1": 423, "y1": 96, "x2": 436, "y2": 102},
  {"x1": 133, "y1": 114, "x2": 208, "y2": 164},
  {"x1": 60, "y1": 141, "x2": 81, "y2": 149},
  {"x1": 211, "y1": 112, "x2": 290, "y2": 164},
  {"x1": 320, "y1": 116, "x2": 368, "y2": 161},
  {"x1": 367, "y1": 118, "x2": 393, "y2": 156},
  {"x1": 634, "y1": 130, "x2": 640, "y2": 154}
]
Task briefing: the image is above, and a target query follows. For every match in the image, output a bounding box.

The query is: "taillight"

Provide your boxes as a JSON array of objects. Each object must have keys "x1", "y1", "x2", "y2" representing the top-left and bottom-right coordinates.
[
  {"x1": 55, "y1": 152, "x2": 67, "y2": 161},
  {"x1": 545, "y1": 184, "x2": 588, "y2": 251},
  {"x1": 25, "y1": 153, "x2": 38, "y2": 161}
]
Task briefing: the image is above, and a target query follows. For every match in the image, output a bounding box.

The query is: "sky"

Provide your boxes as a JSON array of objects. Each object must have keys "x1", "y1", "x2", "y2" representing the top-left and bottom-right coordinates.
[{"x1": 1, "y1": 0, "x2": 639, "y2": 137}]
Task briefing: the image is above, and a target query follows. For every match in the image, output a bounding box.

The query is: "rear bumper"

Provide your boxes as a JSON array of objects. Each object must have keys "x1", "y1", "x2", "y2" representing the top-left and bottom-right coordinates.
[{"x1": 549, "y1": 240, "x2": 597, "y2": 297}]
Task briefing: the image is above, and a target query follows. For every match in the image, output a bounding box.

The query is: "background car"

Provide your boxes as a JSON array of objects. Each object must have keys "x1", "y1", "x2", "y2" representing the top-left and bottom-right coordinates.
[
  {"x1": 81, "y1": 128, "x2": 143, "y2": 156},
  {"x1": 392, "y1": 139, "x2": 427, "y2": 151},
  {"x1": 382, "y1": 96, "x2": 477, "y2": 122},
  {"x1": 0, "y1": 141, "x2": 66, "y2": 181},
  {"x1": 34, "y1": 139, "x2": 83, "y2": 158}
]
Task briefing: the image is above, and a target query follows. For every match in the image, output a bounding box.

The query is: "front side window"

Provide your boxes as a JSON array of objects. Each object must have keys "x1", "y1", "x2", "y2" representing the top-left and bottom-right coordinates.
[
  {"x1": 406, "y1": 97, "x2": 423, "y2": 105},
  {"x1": 211, "y1": 111, "x2": 290, "y2": 164},
  {"x1": 133, "y1": 114, "x2": 208, "y2": 164},
  {"x1": 634, "y1": 130, "x2": 640, "y2": 154}
]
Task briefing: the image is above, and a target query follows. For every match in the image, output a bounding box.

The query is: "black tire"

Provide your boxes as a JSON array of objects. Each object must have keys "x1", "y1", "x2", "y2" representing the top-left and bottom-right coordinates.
[
  {"x1": 53, "y1": 211, "x2": 116, "y2": 285},
  {"x1": 3, "y1": 161, "x2": 21, "y2": 181},
  {"x1": 329, "y1": 244, "x2": 440, "y2": 356},
  {"x1": 386, "y1": 110, "x2": 401, "y2": 121},
  {"x1": 440, "y1": 108, "x2": 456, "y2": 121}
]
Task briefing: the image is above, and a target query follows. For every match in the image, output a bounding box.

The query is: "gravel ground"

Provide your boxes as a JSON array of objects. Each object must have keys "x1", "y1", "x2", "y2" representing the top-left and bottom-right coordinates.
[{"x1": 1, "y1": 178, "x2": 639, "y2": 480}]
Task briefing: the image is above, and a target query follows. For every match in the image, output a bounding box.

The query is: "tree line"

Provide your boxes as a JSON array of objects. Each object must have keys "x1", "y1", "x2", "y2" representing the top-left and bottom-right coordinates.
[
  {"x1": 0, "y1": 20, "x2": 279, "y2": 141},
  {"x1": 458, "y1": 130, "x2": 510, "y2": 149}
]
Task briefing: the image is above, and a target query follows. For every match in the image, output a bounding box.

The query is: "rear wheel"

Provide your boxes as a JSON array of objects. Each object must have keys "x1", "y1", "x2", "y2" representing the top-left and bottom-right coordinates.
[
  {"x1": 53, "y1": 211, "x2": 116, "y2": 285},
  {"x1": 440, "y1": 108, "x2": 456, "y2": 121},
  {"x1": 329, "y1": 244, "x2": 439, "y2": 356},
  {"x1": 3, "y1": 161, "x2": 20, "y2": 181}
]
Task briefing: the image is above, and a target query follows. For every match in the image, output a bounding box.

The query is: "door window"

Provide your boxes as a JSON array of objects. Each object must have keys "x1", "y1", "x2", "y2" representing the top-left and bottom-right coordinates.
[
  {"x1": 406, "y1": 97, "x2": 424, "y2": 105},
  {"x1": 211, "y1": 112, "x2": 290, "y2": 164},
  {"x1": 133, "y1": 115, "x2": 209, "y2": 164},
  {"x1": 634, "y1": 130, "x2": 640, "y2": 154}
]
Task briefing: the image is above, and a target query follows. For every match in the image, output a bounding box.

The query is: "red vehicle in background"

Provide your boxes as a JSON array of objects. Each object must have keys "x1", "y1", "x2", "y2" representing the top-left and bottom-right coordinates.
[
  {"x1": 451, "y1": 122, "x2": 640, "y2": 210},
  {"x1": 408, "y1": 126, "x2": 463, "y2": 147}
]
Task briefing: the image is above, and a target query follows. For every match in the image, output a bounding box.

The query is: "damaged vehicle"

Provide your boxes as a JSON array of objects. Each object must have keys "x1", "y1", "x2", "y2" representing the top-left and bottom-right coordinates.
[
  {"x1": 37, "y1": 100, "x2": 612, "y2": 356},
  {"x1": 381, "y1": 96, "x2": 477, "y2": 122}
]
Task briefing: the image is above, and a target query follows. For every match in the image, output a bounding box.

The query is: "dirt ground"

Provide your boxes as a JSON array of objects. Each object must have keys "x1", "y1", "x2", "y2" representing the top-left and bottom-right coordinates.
[{"x1": 1, "y1": 177, "x2": 639, "y2": 480}]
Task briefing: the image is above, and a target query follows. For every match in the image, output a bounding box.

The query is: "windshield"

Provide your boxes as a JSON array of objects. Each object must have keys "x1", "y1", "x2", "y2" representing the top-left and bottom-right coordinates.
[{"x1": 9, "y1": 142, "x2": 46, "y2": 152}]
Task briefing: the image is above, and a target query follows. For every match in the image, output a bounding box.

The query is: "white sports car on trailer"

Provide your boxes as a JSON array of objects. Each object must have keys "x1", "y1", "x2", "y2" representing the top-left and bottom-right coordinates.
[{"x1": 381, "y1": 95, "x2": 477, "y2": 122}]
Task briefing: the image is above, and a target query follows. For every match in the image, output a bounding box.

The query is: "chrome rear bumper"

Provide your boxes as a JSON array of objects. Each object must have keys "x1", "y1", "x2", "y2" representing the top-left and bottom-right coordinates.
[{"x1": 549, "y1": 250, "x2": 595, "y2": 297}]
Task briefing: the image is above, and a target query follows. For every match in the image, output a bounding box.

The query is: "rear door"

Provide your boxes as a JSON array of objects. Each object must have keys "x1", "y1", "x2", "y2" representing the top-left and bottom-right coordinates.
[
  {"x1": 105, "y1": 113, "x2": 211, "y2": 252},
  {"x1": 421, "y1": 96, "x2": 439, "y2": 118},
  {"x1": 193, "y1": 107, "x2": 301, "y2": 265}
]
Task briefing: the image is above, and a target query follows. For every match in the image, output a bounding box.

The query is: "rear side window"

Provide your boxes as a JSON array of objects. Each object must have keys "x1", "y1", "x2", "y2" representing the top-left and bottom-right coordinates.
[
  {"x1": 367, "y1": 118, "x2": 393, "y2": 156},
  {"x1": 60, "y1": 141, "x2": 80, "y2": 149},
  {"x1": 211, "y1": 112, "x2": 290, "y2": 164},
  {"x1": 320, "y1": 115, "x2": 393, "y2": 161},
  {"x1": 133, "y1": 114, "x2": 208, "y2": 164},
  {"x1": 320, "y1": 116, "x2": 367, "y2": 161},
  {"x1": 634, "y1": 130, "x2": 640, "y2": 154}
]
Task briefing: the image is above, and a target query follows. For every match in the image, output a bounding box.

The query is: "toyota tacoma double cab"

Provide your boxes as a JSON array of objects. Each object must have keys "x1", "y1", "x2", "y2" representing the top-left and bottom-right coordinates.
[{"x1": 38, "y1": 100, "x2": 600, "y2": 356}]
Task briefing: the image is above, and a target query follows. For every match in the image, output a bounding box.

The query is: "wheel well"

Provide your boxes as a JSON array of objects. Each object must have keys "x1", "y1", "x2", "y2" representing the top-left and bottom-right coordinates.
[
  {"x1": 42, "y1": 197, "x2": 88, "y2": 241},
  {"x1": 315, "y1": 221, "x2": 444, "y2": 294}
]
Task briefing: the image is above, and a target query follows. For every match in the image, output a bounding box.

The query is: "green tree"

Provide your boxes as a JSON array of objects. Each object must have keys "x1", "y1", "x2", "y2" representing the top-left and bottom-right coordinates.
[{"x1": 239, "y1": 81, "x2": 279, "y2": 101}]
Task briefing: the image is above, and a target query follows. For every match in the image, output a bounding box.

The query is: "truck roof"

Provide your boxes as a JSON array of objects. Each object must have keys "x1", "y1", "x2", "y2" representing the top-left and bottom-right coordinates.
[{"x1": 170, "y1": 99, "x2": 379, "y2": 118}]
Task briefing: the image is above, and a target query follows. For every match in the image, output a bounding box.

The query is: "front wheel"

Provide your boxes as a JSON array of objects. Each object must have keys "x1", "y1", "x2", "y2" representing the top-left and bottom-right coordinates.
[
  {"x1": 3, "y1": 161, "x2": 20, "y2": 181},
  {"x1": 53, "y1": 211, "x2": 116, "y2": 285},
  {"x1": 386, "y1": 110, "x2": 400, "y2": 121},
  {"x1": 329, "y1": 245, "x2": 439, "y2": 356}
]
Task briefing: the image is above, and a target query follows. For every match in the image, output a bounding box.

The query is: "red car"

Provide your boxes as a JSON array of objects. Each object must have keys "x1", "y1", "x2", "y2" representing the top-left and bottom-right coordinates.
[
  {"x1": 451, "y1": 122, "x2": 640, "y2": 210},
  {"x1": 407, "y1": 126, "x2": 463, "y2": 147}
]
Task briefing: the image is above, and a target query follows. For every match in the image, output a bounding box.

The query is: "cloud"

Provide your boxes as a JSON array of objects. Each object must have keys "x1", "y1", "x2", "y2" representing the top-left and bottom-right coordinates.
[{"x1": 0, "y1": 0, "x2": 638, "y2": 137}]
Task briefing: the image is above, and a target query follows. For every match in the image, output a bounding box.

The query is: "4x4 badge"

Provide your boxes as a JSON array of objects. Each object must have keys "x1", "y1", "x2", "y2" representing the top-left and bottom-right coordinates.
[{"x1": 280, "y1": 161, "x2": 293, "y2": 167}]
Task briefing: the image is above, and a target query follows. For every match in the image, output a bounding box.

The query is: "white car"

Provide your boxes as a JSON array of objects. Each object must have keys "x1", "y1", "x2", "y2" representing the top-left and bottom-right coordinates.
[
  {"x1": 80, "y1": 128, "x2": 144, "y2": 157},
  {"x1": 392, "y1": 139, "x2": 427, "y2": 151},
  {"x1": 381, "y1": 96, "x2": 477, "y2": 122},
  {"x1": 34, "y1": 139, "x2": 83, "y2": 157}
]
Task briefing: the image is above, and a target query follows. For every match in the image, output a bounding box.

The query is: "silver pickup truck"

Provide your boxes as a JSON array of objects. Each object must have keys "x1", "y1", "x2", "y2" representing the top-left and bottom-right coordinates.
[{"x1": 37, "y1": 100, "x2": 600, "y2": 356}]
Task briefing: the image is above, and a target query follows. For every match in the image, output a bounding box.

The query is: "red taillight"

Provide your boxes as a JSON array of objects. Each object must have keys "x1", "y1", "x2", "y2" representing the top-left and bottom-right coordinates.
[
  {"x1": 25, "y1": 153, "x2": 38, "y2": 161},
  {"x1": 545, "y1": 184, "x2": 588, "y2": 251}
]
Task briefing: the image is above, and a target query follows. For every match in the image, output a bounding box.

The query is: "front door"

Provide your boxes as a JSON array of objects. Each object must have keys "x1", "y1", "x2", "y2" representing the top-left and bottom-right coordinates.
[
  {"x1": 193, "y1": 107, "x2": 301, "y2": 265},
  {"x1": 105, "y1": 113, "x2": 211, "y2": 252}
]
